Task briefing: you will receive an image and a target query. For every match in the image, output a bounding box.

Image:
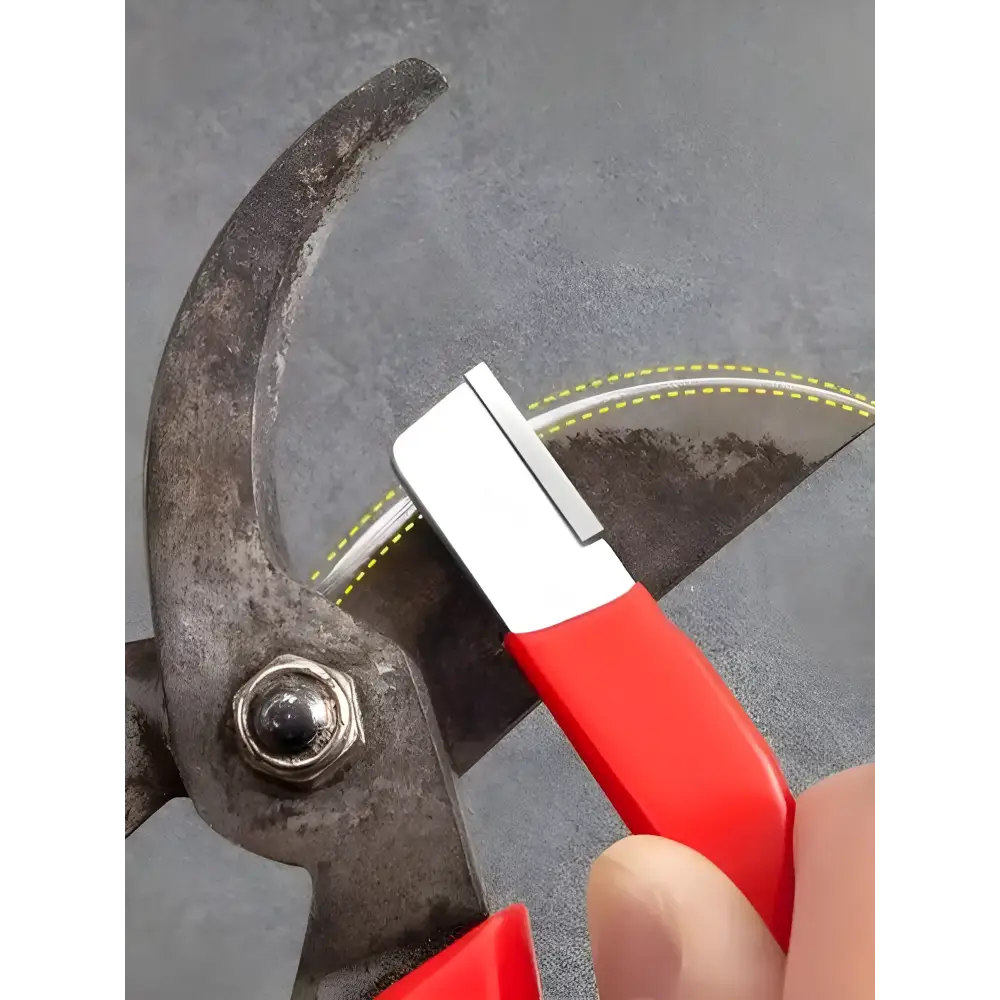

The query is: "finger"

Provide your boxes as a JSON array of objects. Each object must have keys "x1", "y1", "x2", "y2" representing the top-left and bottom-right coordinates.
[
  {"x1": 783, "y1": 763, "x2": 875, "y2": 1000},
  {"x1": 588, "y1": 835, "x2": 785, "y2": 1000}
]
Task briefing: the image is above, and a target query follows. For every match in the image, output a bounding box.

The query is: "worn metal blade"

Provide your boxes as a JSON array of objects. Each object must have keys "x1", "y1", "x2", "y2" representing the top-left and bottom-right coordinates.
[
  {"x1": 341, "y1": 384, "x2": 872, "y2": 773},
  {"x1": 143, "y1": 56, "x2": 486, "y2": 992},
  {"x1": 126, "y1": 638, "x2": 185, "y2": 835}
]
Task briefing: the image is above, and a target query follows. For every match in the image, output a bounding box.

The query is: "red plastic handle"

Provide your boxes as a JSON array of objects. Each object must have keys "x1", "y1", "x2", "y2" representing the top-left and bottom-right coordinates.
[
  {"x1": 505, "y1": 582, "x2": 795, "y2": 949},
  {"x1": 374, "y1": 904, "x2": 540, "y2": 1000}
]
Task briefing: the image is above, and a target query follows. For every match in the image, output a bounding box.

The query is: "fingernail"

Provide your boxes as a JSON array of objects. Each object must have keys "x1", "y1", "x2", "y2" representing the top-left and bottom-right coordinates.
[{"x1": 589, "y1": 858, "x2": 682, "y2": 1000}]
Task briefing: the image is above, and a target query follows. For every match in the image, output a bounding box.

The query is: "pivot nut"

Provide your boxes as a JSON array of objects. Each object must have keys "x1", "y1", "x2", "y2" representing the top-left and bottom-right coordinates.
[{"x1": 233, "y1": 655, "x2": 364, "y2": 786}]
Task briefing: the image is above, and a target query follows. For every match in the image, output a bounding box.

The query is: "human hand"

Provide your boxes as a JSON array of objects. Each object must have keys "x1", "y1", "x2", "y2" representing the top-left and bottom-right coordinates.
[{"x1": 587, "y1": 763, "x2": 874, "y2": 1000}]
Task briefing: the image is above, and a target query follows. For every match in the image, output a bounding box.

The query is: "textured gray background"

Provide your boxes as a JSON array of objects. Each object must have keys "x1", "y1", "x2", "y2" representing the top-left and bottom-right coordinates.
[
  {"x1": 126, "y1": 800, "x2": 312, "y2": 1000},
  {"x1": 125, "y1": 1, "x2": 873, "y2": 996}
]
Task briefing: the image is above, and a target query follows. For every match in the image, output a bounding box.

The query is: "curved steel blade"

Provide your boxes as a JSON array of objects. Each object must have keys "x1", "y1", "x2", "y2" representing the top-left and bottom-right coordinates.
[
  {"x1": 338, "y1": 380, "x2": 872, "y2": 772},
  {"x1": 144, "y1": 59, "x2": 486, "y2": 990}
]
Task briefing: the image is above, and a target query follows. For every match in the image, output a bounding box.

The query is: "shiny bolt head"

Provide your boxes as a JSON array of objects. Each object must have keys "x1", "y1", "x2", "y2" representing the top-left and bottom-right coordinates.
[{"x1": 233, "y1": 655, "x2": 364, "y2": 786}]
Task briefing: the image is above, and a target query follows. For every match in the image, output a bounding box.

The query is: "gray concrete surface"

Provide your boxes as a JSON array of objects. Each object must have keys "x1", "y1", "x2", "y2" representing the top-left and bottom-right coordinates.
[
  {"x1": 126, "y1": 799, "x2": 312, "y2": 1000},
  {"x1": 125, "y1": 1, "x2": 873, "y2": 995}
]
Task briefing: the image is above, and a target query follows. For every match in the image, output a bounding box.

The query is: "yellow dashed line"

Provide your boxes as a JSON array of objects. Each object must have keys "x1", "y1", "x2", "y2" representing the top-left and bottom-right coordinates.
[
  {"x1": 311, "y1": 570, "x2": 320, "y2": 581},
  {"x1": 321, "y1": 486, "x2": 405, "y2": 561},
  {"x1": 326, "y1": 518, "x2": 423, "y2": 604},
  {"x1": 321, "y1": 367, "x2": 874, "y2": 600},
  {"x1": 525, "y1": 362, "x2": 871, "y2": 413}
]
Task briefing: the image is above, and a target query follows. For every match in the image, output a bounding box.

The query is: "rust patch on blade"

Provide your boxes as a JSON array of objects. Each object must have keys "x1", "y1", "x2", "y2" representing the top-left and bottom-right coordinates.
[{"x1": 552, "y1": 428, "x2": 815, "y2": 599}]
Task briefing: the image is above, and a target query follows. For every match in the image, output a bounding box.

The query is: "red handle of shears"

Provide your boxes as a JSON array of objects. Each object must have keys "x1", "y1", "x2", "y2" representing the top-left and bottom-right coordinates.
[
  {"x1": 375, "y1": 904, "x2": 541, "y2": 1000},
  {"x1": 378, "y1": 582, "x2": 794, "y2": 998},
  {"x1": 507, "y1": 582, "x2": 795, "y2": 947}
]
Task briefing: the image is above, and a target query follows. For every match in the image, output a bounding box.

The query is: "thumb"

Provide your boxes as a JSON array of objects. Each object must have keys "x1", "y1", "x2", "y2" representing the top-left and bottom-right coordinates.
[{"x1": 587, "y1": 835, "x2": 785, "y2": 1000}]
